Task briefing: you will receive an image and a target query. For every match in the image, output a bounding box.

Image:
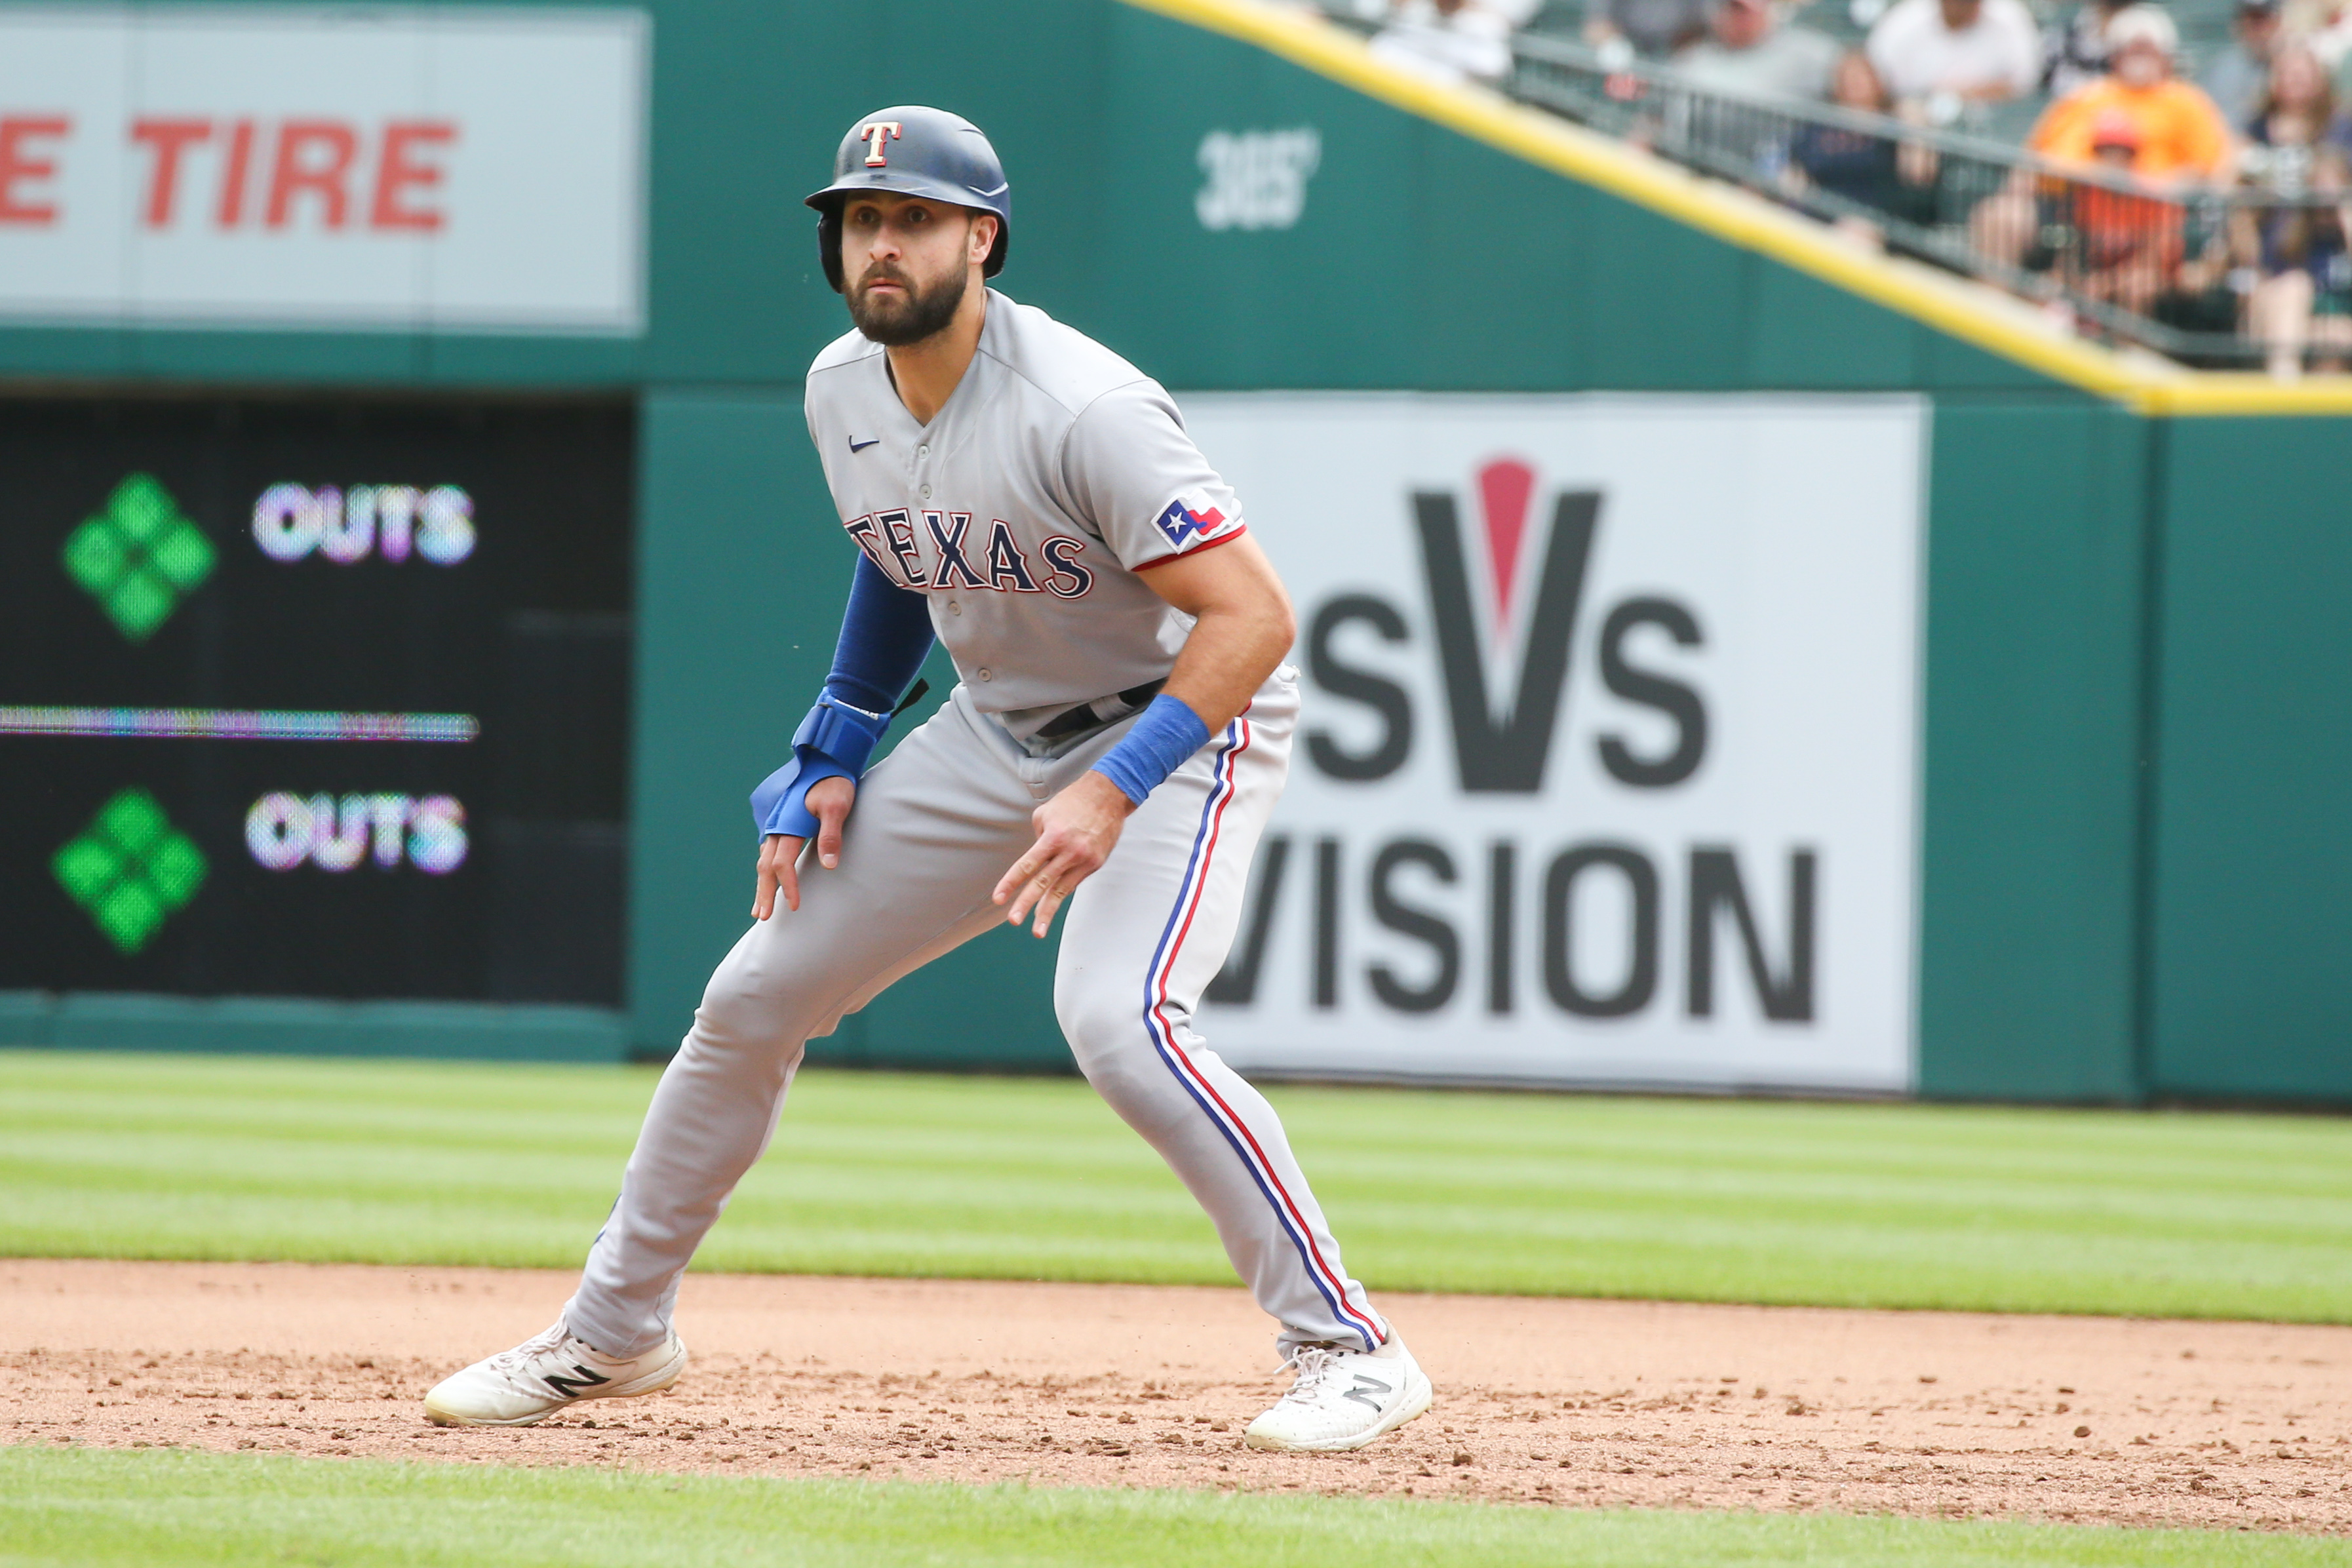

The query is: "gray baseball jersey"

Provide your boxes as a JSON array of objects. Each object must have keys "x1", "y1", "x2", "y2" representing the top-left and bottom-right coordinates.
[
  {"x1": 560, "y1": 289, "x2": 1392, "y2": 1371},
  {"x1": 804, "y1": 288, "x2": 1247, "y2": 737}
]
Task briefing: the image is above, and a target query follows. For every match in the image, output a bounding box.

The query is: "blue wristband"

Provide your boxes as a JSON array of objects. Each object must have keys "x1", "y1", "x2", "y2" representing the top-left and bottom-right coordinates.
[
  {"x1": 749, "y1": 691, "x2": 892, "y2": 840},
  {"x1": 1090, "y1": 695, "x2": 1212, "y2": 805}
]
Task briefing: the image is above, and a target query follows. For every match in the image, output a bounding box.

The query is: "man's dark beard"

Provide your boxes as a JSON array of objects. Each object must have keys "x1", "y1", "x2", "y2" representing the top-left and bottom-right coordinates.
[{"x1": 847, "y1": 263, "x2": 968, "y2": 347}]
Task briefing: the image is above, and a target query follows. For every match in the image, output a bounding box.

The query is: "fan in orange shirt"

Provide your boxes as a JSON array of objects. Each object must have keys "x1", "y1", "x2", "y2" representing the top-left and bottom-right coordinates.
[
  {"x1": 2028, "y1": 7, "x2": 2233, "y2": 178},
  {"x1": 1969, "y1": 5, "x2": 2235, "y2": 309}
]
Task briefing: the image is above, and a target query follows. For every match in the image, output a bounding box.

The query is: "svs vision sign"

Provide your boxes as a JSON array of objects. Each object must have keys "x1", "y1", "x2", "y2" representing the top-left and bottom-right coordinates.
[{"x1": 1188, "y1": 395, "x2": 1924, "y2": 1094}]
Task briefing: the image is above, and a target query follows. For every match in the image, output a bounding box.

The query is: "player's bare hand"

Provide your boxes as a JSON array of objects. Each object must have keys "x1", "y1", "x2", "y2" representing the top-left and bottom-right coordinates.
[
  {"x1": 753, "y1": 775, "x2": 857, "y2": 920},
  {"x1": 994, "y1": 770, "x2": 1134, "y2": 937}
]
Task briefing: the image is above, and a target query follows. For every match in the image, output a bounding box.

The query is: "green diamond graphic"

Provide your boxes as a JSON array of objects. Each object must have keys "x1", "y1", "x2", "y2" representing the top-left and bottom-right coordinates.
[
  {"x1": 96, "y1": 788, "x2": 168, "y2": 856},
  {"x1": 95, "y1": 882, "x2": 167, "y2": 952},
  {"x1": 110, "y1": 474, "x2": 176, "y2": 541},
  {"x1": 52, "y1": 837, "x2": 125, "y2": 903},
  {"x1": 105, "y1": 570, "x2": 180, "y2": 642},
  {"x1": 146, "y1": 835, "x2": 208, "y2": 903},
  {"x1": 62, "y1": 522, "x2": 131, "y2": 596},
  {"x1": 52, "y1": 789, "x2": 208, "y2": 955},
  {"x1": 147, "y1": 524, "x2": 216, "y2": 589},
  {"x1": 60, "y1": 474, "x2": 214, "y2": 642}
]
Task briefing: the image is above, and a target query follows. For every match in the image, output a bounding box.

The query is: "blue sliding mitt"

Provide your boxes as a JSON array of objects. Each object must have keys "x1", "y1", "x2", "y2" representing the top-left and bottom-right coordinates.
[
  {"x1": 751, "y1": 692, "x2": 895, "y2": 842},
  {"x1": 751, "y1": 553, "x2": 936, "y2": 842}
]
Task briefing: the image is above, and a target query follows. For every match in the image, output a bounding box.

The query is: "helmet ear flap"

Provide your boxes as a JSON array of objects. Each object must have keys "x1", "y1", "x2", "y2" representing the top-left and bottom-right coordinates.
[{"x1": 817, "y1": 207, "x2": 845, "y2": 293}]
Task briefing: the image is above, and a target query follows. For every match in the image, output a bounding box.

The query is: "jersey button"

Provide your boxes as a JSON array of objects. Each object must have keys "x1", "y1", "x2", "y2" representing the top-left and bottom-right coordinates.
[
  {"x1": 920, "y1": 484, "x2": 932, "y2": 500},
  {"x1": 977, "y1": 667, "x2": 992, "y2": 682},
  {"x1": 917, "y1": 444, "x2": 930, "y2": 460},
  {"x1": 947, "y1": 600, "x2": 962, "y2": 616}
]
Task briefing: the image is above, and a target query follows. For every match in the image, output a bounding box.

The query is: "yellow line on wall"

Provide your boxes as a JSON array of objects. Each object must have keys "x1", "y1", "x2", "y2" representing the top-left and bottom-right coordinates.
[{"x1": 1122, "y1": 0, "x2": 2352, "y2": 416}]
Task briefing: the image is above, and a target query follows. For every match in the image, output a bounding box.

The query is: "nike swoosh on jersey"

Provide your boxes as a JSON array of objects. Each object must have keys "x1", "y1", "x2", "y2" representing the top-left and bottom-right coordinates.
[{"x1": 848, "y1": 436, "x2": 881, "y2": 452}]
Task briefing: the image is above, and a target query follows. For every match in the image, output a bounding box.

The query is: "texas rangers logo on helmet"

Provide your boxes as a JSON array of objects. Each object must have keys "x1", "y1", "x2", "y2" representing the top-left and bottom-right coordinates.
[
  {"x1": 859, "y1": 122, "x2": 903, "y2": 167},
  {"x1": 1152, "y1": 489, "x2": 1231, "y2": 549}
]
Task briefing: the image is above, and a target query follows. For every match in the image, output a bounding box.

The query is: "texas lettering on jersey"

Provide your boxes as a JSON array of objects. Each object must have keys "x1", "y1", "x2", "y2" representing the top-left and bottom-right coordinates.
[
  {"x1": 842, "y1": 497, "x2": 1241, "y2": 602},
  {"x1": 843, "y1": 507, "x2": 1099, "y2": 599}
]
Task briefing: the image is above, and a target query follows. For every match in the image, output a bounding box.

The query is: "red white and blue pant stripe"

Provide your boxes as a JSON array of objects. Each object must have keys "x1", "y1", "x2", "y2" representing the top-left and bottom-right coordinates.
[{"x1": 1139, "y1": 716, "x2": 1387, "y2": 1353}]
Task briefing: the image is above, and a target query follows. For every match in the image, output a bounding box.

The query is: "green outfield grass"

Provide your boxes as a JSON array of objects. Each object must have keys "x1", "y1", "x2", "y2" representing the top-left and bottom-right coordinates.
[
  {"x1": 6, "y1": 1447, "x2": 2347, "y2": 1568},
  {"x1": 3, "y1": 1050, "x2": 2350, "y2": 1320}
]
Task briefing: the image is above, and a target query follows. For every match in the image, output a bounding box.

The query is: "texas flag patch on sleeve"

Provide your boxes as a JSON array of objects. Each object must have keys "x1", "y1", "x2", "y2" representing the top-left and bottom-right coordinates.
[{"x1": 1152, "y1": 488, "x2": 1238, "y2": 550}]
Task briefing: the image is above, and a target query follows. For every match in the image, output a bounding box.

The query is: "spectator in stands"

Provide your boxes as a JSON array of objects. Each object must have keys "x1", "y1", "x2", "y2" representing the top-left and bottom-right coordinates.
[
  {"x1": 1673, "y1": 0, "x2": 1843, "y2": 101},
  {"x1": 2026, "y1": 7, "x2": 2231, "y2": 178},
  {"x1": 2202, "y1": 0, "x2": 2286, "y2": 129},
  {"x1": 1866, "y1": 0, "x2": 2043, "y2": 121},
  {"x1": 2235, "y1": 42, "x2": 2352, "y2": 371},
  {"x1": 1370, "y1": 0, "x2": 1517, "y2": 84},
  {"x1": 2243, "y1": 42, "x2": 2352, "y2": 152},
  {"x1": 2069, "y1": 109, "x2": 2193, "y2": 311},
  {"x1": 1972, "y1": 9, "x2": 2231, "y2": 283},
  {"x1": 1789, "y1": 50, "x2": 1942, "y2": 231},
  {"x1": 2045, "y1": 0, "x2": 2132, "y2": 96},
  {"x1": 1586, "y1": 0, "x2": 1712, "y2": 56},
  {"x1": 1585, "y1": 0, "x2": 1708, "y2": 54},
  {"x1": 2236, "y1": 144, "x2": 2352, "y2": 375}
]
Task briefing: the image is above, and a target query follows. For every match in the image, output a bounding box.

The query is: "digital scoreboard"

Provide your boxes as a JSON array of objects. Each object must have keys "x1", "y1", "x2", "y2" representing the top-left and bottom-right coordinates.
[{"x1": 0, "y1": 395, "x2": 634, "y2": 1004}]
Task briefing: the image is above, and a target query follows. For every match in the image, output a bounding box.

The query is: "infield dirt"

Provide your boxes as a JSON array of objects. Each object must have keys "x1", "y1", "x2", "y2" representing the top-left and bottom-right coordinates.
[{"x1": 5, "y1": 1259, "x2": 2347, "y2": 1534}]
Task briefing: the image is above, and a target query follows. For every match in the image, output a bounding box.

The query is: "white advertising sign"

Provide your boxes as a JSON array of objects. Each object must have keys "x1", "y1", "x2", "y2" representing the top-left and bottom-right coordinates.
[
  {"x1": 0, "y1": 5, "x2": 646, "y2": 332},
  {"x1": 1188, "y1": 394, "x2": 1925, "y2": 1093}
]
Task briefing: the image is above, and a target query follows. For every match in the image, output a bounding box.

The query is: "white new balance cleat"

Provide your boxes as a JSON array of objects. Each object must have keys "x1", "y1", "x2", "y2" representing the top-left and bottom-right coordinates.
[
  {"x1": 1244, "y1": 1339, "x2": 1433, "y2": 1453},
  {"x1": 423, "y1": 1321, "x2": 687, "y2": 1428}
]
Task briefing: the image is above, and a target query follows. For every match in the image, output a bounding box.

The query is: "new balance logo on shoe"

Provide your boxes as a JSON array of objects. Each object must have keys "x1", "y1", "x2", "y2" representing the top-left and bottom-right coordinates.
[
  {"x1": 542, "y1": 1365, "x2": 612, "y2": 1399},
  {"x1": 1244, "y1": 1343, "x2": 1431, "y2": 1452},
  {"x1": 423, "y1": 1323, "x2": 688, "y2": 1426}
]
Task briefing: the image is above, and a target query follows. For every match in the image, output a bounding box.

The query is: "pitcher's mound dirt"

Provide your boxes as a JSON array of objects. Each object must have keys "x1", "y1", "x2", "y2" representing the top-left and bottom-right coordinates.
[{"x1": 5, "y1": 1259, "x2": 2348, "y2": 1533}]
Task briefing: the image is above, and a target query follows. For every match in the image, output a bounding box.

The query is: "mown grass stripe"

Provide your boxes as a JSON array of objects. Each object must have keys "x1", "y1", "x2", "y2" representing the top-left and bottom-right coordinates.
[
  {"x1": 4, "y1": 1051, "x2": 2350, "y2": 1320},
  {"x1": 6, "y1": 1446, "x2": 2349, "y2": 1568}
]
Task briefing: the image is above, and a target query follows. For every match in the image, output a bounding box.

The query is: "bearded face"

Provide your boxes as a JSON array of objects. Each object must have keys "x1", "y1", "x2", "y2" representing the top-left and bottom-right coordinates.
[
  {"x1": 846, "y1": 250, "x2": 970, "y2": 345},
  {"x1": 840, "y1": 199, "x2": 987, "y2": 347}
]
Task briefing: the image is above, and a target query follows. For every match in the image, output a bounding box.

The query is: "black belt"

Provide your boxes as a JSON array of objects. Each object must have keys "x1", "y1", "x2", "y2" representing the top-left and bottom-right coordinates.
[{"x1": 1033, "y1": 679, "x2": 1167, "y2": 743}]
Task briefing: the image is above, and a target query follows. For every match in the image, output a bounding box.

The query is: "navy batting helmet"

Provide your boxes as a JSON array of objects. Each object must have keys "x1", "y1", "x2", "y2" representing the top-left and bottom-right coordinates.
[{"x1": 806, "y1": 106, "x2": 1011, "y2": 293}]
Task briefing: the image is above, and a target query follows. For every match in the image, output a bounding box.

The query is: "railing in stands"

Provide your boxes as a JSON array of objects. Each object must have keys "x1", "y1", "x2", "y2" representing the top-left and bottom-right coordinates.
[{"x1": 1506, "y1": 31, "x2": 2352, "y2": 373}]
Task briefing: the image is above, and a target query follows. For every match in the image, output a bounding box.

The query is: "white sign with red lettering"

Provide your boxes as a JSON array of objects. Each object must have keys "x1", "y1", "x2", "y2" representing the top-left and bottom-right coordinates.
[{"x1": 0, "y1": 6, "x2": 646, "y2": 332}]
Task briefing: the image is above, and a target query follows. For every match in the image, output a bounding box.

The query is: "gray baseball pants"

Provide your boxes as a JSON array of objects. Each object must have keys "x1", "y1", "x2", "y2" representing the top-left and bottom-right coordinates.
[{"x1": 563, "y1": 670, "x2": 1390, "y2": 1362}]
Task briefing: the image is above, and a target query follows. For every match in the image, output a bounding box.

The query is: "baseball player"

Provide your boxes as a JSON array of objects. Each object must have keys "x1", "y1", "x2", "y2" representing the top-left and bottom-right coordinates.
[{"x1": 425, "y1": 106, "x2": 1432, "y2": 1453}]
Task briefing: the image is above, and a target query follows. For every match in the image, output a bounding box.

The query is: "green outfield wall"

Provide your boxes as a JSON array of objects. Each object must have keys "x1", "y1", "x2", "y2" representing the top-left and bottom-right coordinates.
[
  {"x1": 2148, "y1": 421, "x2": 2352, "y2": 1104},
  {"x1": 3, "y1": 0, "x2": 2345, "y2": 1105}
]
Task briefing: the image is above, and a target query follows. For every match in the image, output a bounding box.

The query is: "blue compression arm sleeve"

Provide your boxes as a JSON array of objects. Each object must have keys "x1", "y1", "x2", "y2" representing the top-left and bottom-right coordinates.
[
  {"x1": 1091, "y1": 695, "x2": 1213, "y2": 805},
  {"x1": 749, "y1": 555, "x2": 937, "y2": 840},
  {"x1": 827, "y1": 553, "x2": 936, "y2": 714}
]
